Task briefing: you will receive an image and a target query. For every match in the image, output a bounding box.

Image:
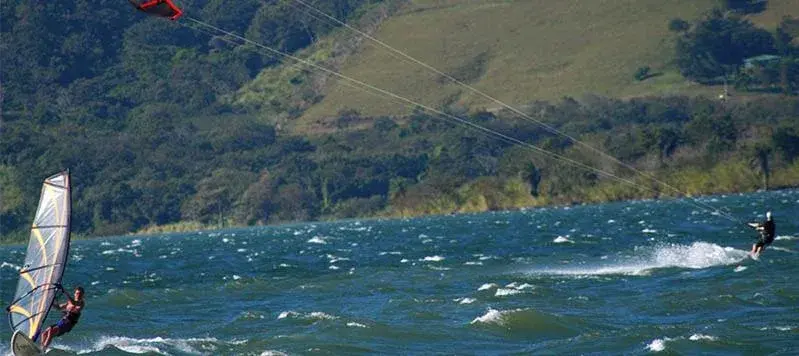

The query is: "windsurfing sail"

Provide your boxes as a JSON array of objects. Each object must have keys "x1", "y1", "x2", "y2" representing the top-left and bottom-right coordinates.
[{"x1": 6, "y1": 171, "x2": 72, "y2": 342}]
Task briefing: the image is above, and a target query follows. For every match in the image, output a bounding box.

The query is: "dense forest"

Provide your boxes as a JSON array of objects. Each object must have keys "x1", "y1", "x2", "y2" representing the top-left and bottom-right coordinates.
[{"x1": 1, "y1": 0, "x2": 798, "y2": 242}]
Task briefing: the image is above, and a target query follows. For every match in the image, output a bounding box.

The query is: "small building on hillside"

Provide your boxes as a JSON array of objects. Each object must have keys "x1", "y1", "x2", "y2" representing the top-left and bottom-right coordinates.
[{"x1": 743, "y1": 54, "x2": 781, "y2": 69}]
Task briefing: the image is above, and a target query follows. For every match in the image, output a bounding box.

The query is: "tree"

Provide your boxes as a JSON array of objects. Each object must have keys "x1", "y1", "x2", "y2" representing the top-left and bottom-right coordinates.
[
  {"x1": 669, "y1": 18, "x2": 690, "y2": 33},
  {"x1": 685, "y1": 112, "x2": 737, "y2": 157},
  {"x1": 234, "y1": 170, "x2": 274, "y2": 225},
  {"x1": 675, "y1": 10, "x2": 776, "y2": 82},
  {"x1": 634, "y1": 66, "x2": 652, "y2": 81},
  {"x1": 722, "y1": 0, "x2": 767, "y2": 14},
  {"x1": 181, "y1": 169, "x2": 257, "y2": 224},
  {"x1": 524, "y1": 163, "x2": 542, "y2": 197},
  {"x1": 772, "y1": 126, "x2": 799, "y2": 162},
  {"x1": 749, "y1": 142, "x2": 772, "y2": 190}
]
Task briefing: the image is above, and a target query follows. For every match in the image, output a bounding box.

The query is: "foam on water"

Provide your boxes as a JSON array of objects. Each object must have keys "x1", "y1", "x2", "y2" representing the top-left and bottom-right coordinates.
[
  {"x1": 689, "y1": 334, "x2": 717, "y2": 341},
  {"x1": 759, "y1": 325, "x2": 794, "y2": 331},
  {"x1": 1, "y1": 261, "x2": 21, "y2": 270},
  {"x1": 646, "y1": 338, "x2": 670, "y2": 352},
  {"x1": 495, "y1": 288, "x2": 522, "y2": 296},
  {"x1": 553, "y1": 236, "x2": 573, "y2": 244},
  {"x1": 278, "y1": 311, "x2": 338, "y2": 321},
  {"x1": 307, "y1": 236, "x2": 327, "y2": 244},
  {"x1": 506, "y1": 282, "x2": 534, "y2": 290},
  {"x1": 101, "y1": 248, "x2": 139, "y2": 256},
  {"x1": 645, "y1": 333, "x2": 719, "y2": 353},
  {"x1": 530, "y1": 242, "x2": 749, "y2": 276},
  {"x1": 471, "y1": 308, "x2": 506, "y2": 325},
  {"x1": 454, "y1": 297, "x2": 476, "y2": 304},
  {"x1": 83, "y1": 336, "x2": 226, "y2": 355},
  {"x1": 422, "y1": 255, "x2": 445, "y2": 262},
  {"x1": 469, "y1": 307, "x2": 582, "y2": 338},
  {"x1": 260, "y1": 351, "x2": 289, "y2": 356},
  {"x1": 478, "y1": 283, "x2": 498, "y2": 291}
]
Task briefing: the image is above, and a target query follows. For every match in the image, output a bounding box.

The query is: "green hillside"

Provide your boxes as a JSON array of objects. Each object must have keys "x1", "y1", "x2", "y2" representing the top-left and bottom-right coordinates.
[
  {"x1": 293, "y1": 0, "x2": 795, "y2": 127},
  {"x1": 2, "y1": 0, "x2": 798, "y2": 242}
]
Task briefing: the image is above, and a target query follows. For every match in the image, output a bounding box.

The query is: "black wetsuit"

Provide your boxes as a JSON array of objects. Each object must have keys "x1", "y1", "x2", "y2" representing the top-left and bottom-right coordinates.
[{"x1": 755, "y1": 219, "x2": 776, "y2": 248}]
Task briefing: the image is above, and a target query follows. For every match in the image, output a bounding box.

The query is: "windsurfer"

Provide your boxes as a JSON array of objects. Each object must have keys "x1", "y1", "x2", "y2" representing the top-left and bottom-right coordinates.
[
  {"x1": 39, "y1": 286, "x2": 85, "y2": 350},
  {"x1": 748, "y1": 211, "x2": 775, "y2": 256}
]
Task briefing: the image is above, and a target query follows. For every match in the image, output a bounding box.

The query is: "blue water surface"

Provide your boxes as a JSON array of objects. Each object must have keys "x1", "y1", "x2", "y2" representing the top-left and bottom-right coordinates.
[{"x1": 1, "y1": 190, "x2": 797, "y2": 355}]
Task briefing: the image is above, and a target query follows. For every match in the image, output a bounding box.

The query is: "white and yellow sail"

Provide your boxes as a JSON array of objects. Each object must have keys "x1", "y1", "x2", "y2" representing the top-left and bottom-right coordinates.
[{"x1": 7, "y1": 171, "x2": 72, "y2": 341}]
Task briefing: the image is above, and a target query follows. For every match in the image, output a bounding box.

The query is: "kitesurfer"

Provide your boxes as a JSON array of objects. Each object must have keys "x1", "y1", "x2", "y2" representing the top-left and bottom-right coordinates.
[
  {"x1": 748, "y1": 211, "x2": 775, "y2": 256},
  {"x1": 40, "y1": 286, "x2": 85, "y2": 350}
]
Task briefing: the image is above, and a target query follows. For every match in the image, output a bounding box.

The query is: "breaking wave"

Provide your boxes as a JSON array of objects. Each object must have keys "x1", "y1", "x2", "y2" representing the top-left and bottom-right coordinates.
[
  {"x1": 67, "y1": 336, "x2": 246, "y2": 355},
  {"x1": 470, "y1": 308, "x2": 581, "y2": 337}
]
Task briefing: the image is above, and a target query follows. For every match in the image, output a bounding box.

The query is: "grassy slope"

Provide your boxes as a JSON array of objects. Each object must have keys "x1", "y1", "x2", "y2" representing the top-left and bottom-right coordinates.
[{"x1": 295, "y1": 0, "x2": 794, "y2": 128}]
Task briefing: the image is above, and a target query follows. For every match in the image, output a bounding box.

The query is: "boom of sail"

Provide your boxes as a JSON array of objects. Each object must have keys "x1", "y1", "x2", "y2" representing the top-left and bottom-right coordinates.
[{"x1": 6, "y1": 171, "x2": 72, "y2": 341}]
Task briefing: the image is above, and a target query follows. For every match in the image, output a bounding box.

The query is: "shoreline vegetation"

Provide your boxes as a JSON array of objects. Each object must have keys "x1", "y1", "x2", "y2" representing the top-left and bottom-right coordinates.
[
  {"x1": 2, "y1": 179, "x2": 796, "y2": 247},
  {"x1": 132, "y1": 162, "x2": 799, "y2": 238},
  {"x1": 3, "y1": 93, "x2": 799, "y2": 245}
]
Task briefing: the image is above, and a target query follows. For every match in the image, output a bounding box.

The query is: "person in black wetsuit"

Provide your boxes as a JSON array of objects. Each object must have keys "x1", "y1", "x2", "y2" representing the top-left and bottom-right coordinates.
[
  {"x1": 748, "y1": 211, "x2": 775, "y2": 256},
  {"x1": 40, "y1": 286, "x2": 85, "y2": 350}
]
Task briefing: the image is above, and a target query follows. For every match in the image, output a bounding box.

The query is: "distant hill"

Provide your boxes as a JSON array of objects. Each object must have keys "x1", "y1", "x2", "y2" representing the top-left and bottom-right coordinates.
[
  {"x1": 289, "y1": 0, "x2": 796, "y2": 128},
  {"x1": 2, "y1": 0, "x2": 798, "y2": 242}
]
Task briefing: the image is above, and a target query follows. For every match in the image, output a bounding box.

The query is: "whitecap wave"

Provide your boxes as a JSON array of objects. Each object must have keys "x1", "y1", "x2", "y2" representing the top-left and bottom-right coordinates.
[
  {"x1": 471, "y1": 308, "x2": 507, "y2": 325},
  {"x1": 505, "y1": 282, "x2": 534, "y2": 290},
  {"x1": 495, "y1": 288, "x2": 521, "y2": 296},
  {"x1": 422, "y1": 255, "x2": 445, "y2": 262},
  {"x1": 759, "y1": 325, "x2": 794, "y2": 331},
  {"x1": 646, "y1": 337, "x2": 670, "y2": 352},
  {"x1": 1, "y1": 262, "x2": 21, "y2": 270},
  {"x1": 689, "y1": 334, "x2": 717, "y2": 341},
  {"x1": 85, "y1": 336, "x2": 229, "y2": 355},
  {"x1": 278, "y1": 311, "x2": 338, "y2": 321},
  {"x1": 454, "y1": 297, "x2": 476, "y2": 304},
  {"x1": 553, "y1": 236, "x2": 573, "y2": 244},
  {"x1": 260, "y1": 351, "x2": 289, "y2": 356},
  {"x1": 307, "y1": 236, "x2": 327, "y2": 244},
  {"x1": 530, "y1": 242, "x2": 749, "y2": 276},
  {"x1": 477, "y1": 283, "x2": 498, "y2": 291},
  {"x1": 644, "y1": 333, "x2": 717, "y2": 352}
]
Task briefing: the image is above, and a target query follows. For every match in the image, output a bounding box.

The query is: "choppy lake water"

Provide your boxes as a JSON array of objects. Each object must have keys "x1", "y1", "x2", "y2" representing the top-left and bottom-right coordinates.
[{"x1": 2, "y1": 190, "x2": 798, "y2": 354}]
